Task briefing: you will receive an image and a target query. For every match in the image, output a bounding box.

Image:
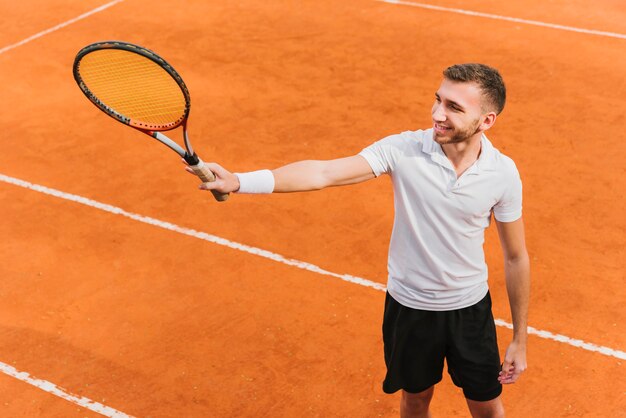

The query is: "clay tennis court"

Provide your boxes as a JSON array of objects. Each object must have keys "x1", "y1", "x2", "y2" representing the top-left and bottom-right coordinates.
[{"x1": 0, "y1": 0, "x2": 624, "y2": 416}]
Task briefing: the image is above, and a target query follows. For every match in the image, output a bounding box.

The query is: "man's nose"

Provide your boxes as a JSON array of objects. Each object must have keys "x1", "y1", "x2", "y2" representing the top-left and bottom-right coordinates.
[{"x1": 432, "y1": 103, "x2": 446, "y2": 121}]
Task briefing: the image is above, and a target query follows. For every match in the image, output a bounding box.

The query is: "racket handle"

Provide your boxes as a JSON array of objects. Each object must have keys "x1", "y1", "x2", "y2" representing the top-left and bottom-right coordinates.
[{"x1": 190, "y1": 160, "x2": 230, "y2": 202}]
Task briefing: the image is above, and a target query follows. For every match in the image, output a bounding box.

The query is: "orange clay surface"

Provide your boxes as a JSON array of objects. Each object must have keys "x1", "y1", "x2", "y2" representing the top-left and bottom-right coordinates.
[{"x1": 0, "y1": 0, "x2": 624, "y2": 417}]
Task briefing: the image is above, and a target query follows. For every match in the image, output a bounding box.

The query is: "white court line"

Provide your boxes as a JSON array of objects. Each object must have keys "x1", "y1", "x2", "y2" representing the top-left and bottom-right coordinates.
[
  {"x1": 376, "y1": 0, "x2": 626, "y2": 40},
  {"x1": 0, "y1": 1, "x2": 131, "y2": 414},
  {"x1": 1, "y1": 173, "x2": 625, "y2": 361},
  {"x1": 0, "y1": 0, "x2": 126, "y2": 56},
  {"x1": 0, "y1": 361, "x2": 133, "y2": 417}
]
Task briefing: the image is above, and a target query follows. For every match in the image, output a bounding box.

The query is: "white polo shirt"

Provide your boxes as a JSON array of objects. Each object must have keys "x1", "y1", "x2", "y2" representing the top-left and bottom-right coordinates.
[{"x1": 359, "y1": 129, "x2": 522, "y2": 311}]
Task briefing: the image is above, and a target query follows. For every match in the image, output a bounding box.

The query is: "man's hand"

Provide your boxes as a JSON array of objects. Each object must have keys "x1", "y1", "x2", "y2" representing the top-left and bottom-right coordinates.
[
  {"x1": 495, "y1": 218, "x2": 530, "y2": 385},
  {"x1": 498, "y1": 340, "x2": 527, "y2": 384},
  {"x1": 183, "y1": 160, "x2": 240, "y2": 194}
]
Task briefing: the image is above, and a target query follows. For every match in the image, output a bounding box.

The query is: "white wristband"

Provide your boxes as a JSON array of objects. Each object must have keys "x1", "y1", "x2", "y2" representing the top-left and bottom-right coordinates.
[{"x1": 235, "y1": 169, "x2": 275, "y2": 194}]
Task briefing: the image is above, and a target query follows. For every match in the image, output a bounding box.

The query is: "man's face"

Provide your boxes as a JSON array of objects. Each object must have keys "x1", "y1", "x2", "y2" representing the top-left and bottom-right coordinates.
[{"x1": 431, "y1": 79, "x2": 487, "y2": 145}]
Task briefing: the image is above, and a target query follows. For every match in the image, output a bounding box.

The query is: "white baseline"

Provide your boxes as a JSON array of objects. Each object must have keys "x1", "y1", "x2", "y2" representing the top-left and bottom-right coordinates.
[
  {"x1": 1, "y1": 173, "x2": 624, "y2": 362},
  {"x1": 376, "y1": 0, "x2": 626, "y2": 40},
  {"x1": 0, "y1": 361, "x2": 133, "y2": 417},
  {"x1": 1, "y1": 0, "x2": 130, "y2": 413},
  {"x1": 0, "y1": 0, "x2": 126, "y2": 56}
]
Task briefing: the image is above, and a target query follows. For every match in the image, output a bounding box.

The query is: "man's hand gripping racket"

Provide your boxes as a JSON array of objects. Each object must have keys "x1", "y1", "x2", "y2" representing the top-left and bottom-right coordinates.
[{"x1": 73, "y1": 41, "x2": 228, "y2": 202}]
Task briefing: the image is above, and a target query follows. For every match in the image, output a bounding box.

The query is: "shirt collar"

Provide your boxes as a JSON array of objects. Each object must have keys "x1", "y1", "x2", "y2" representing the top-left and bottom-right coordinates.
[
  {"x1": 476, "y1": 134, "x2": 497, "y2": 171},
  {"x1": 421, "y1": 129, "x2": 497, "y2": 172}
]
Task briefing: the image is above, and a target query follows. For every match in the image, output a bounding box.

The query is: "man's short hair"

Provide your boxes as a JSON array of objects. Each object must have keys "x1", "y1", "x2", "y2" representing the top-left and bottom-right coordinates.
[{"x1": 443, "y1": 63, "x2": 506, "y2": 114}]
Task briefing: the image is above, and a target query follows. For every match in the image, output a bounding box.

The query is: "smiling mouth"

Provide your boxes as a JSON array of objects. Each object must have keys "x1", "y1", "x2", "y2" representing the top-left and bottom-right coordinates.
[{"x1": 433, "y1": 123, "x2": 451, "y2": 134}]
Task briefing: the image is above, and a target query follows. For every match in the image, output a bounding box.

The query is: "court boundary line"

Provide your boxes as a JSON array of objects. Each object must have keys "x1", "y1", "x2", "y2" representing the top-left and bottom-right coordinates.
[
  {"x1": 0, "y1": 361, "x2": 134, "y2": 417},
  {"x1": 0, "y1": 0, "x2": 126, "y2": 56},
  {"x1": 1, "y1": 173, "x2": 624, "y2": 361},
  {"x1": 375, "y1": 0, "x2": 626, "y2": 40}
]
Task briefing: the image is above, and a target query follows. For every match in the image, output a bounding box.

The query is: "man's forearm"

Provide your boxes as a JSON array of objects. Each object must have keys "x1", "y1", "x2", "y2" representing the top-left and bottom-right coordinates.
[
  {"x1": 504, "y1": 253, "x2": 530, "y2": 342},
  {"x1": 273, "y1": 156, "x2": 375, "y2": 193},
  {"x1": 273, "y1": 160, "x2": 330, "y2": 192}
]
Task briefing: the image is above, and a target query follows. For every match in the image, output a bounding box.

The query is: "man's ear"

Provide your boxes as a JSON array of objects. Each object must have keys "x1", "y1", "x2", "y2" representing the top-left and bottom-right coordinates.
[{"x1": 479, "y1": 111, "x2": 497, "y2": 131}]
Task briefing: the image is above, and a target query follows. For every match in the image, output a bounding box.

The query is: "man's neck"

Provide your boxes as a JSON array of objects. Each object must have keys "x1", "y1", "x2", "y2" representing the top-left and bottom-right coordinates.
[{"x1": 441, "y1": 133, "x2": 483, "y2": 176}]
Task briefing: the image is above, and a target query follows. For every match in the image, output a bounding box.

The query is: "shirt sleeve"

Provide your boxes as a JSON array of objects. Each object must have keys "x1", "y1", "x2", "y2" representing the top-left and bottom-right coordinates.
[
  {"x1": 358, "y1": 133, "x2": 408, "y2": 177},
  {"x1": 493, "y1": 165, "x2": 523, "y2": 222}
]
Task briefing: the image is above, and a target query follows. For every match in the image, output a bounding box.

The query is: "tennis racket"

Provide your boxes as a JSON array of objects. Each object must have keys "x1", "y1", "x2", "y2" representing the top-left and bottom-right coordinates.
[{"x1": 72, "y1": 40, "x2": 229, "y2": 202}]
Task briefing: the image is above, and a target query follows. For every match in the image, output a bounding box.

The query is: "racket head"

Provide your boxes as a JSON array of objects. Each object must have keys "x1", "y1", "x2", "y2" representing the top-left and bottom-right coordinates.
[{"x1": 73, "y1": 41, "x2": 190, "y2": 132}]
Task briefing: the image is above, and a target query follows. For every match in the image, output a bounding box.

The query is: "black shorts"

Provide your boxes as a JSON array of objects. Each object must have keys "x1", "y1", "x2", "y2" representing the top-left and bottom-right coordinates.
[{"x1": 382, "y1": 291, "x2": 502, "y2": 402}]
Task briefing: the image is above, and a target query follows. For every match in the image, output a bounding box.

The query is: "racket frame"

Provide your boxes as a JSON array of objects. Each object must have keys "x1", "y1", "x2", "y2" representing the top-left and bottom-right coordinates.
[{"x1": 73, "y1": 41, "x2": 228, "y2": 201}]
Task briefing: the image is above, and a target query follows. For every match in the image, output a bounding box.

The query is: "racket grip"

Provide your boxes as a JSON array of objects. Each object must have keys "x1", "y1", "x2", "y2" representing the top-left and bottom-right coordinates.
[{"x1": 190, "y1": 160, "x2": 230, "y2": 202}]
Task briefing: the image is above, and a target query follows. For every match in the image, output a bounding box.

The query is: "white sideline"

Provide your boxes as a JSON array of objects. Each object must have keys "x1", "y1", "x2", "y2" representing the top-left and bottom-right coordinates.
[
  {"x1": 0, "y1": 0, "x2": 126, "y2": 56},
  {"x1": 1, "y1": 173, "x2": 624, "y2": 362},
  {"x1": 0, "y1": 361, "x2": 133, "y2": 417},
  {"x1": 0, "y1": 2, "x2": 135, "y2": 417},
  {"x1": 375, "y1": 0, "x2": 626, "y2": 40}
]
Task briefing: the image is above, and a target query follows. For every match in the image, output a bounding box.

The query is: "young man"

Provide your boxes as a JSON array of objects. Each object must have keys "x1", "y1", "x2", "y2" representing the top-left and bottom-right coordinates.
[{"x1": 188, "y1": 63, "x2": 530, "y2": 418}]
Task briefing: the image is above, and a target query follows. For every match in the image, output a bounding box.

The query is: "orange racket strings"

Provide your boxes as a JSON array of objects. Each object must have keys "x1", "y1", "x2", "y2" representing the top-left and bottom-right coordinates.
[{"x1": 78, "y1": 49, "x2": 187, "y2": 128}]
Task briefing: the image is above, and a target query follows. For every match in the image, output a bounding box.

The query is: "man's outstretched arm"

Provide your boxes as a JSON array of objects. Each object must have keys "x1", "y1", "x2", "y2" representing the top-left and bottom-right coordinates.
[{"x1": 186, "y1": 155, "x2": 376, "y2": 194}]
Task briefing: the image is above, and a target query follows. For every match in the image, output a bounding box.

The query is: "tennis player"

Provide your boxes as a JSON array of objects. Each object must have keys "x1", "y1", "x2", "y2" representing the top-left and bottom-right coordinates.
[{"x1": 189, "y1": 63, "x2": 529, "y2": 418}]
